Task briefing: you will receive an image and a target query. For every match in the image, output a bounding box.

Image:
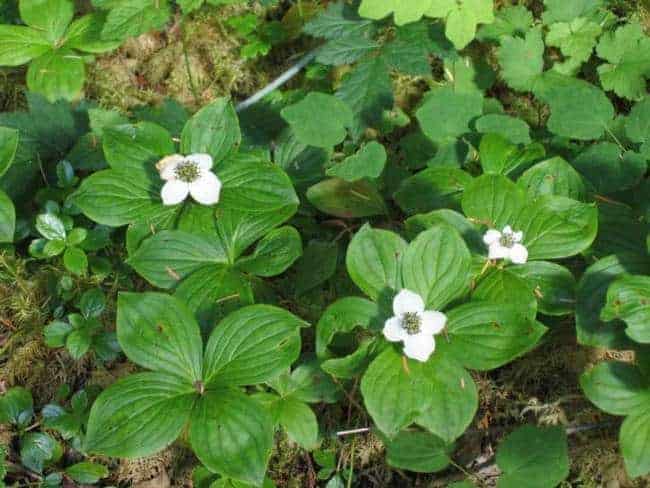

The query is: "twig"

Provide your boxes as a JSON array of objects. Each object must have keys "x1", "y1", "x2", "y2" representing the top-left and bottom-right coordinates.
[
  {"x1": 235, "y1": 50, "x2": 318, "y2": 112},
  {"x1": 336, "y1": 427, "x2": 372, "y2": 437}
]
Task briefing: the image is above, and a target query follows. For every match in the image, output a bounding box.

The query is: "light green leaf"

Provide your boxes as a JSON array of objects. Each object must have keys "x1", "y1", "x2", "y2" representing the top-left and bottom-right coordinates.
[
  {"x1": 518, "y1": 157, "x2": 587, "y2": 201},
  {"x1": 477, "y1": 5, "x2": 533, "y2": 41},
  {"x1": 402, "y1": 224, "x2": 472, "y2": 310},
  {"x1": 472, "y1": 268, "x2": 537, "y2": 318},
  {"x1": 478, "y1": 134, "x2": 545, "y2": 176},
  {"x1": 36, "y1": 213, "x2": 66, "y2": 240},
  {"x1": 84, "y1": 372, "x2": 196, "y2": 458},
  {"x1": 237, "y1": 226, "x2": 302, "y2": 277},
  {"x1": 461, "y1": 173, "x2": 527, "y2": 228},
  {"x1": 65, "y1": 462, "x2": 108, "y2": 484},
  {"x1": 64, "y1": 13, "x2": 122, "y2": 53},
  {"x1": 63, "y1": 246, "x2": 88, "y2": 276},
  {"x1": 509, "y1": 261, "x2": 576, "y2": 316},
  {"x1": 100, "y1": 0, "x2": 171, "y2": 41},
  {"x1": 497, "y1": 27, "x2": 544, "y2": 92},
  {"x1": 203, "y1": 305, "x2": 306, "y2": 387},
  {"x1": 346, "y1": 224, "x2": 407, "y2": 301},
  {"x1": 20, "y1": 0, "x2": 74, "y2": 42},
  {"x1": 0, "y1": 190, "x2": 15, "y2": 243},
  {"x1": 358, "y1": 0, "x2": 433, "y2": 25},
  {"x1": 117, "y1": 292, "x2": 204, "y2": 382},
  {"x1": 427, "y1": 0, "x2": 495, "y2": 49},
  {"x1": 475, "y1": 114, "x2": 531, "y2": 144},
  {"x1": 277, "y1": 398, "x2": 319, "y2": 450},
  {"x1": 620, "y1": 409, "x2": 650, "y2": 478},
  {"x1": 326, "y1": 141, "x2": 386, "y2": 181},
  {"x1": 546, "y1": 18, "x2": 601, "y2": 74},
  {"x1": 26, "y1": 49, "x2": 85, "y2": 102},
  {"x1": 580, "y1": 361, "x2": 650, "y2": 416},
  {"x1": 103, "y1": 122, "x2": 174, "y2": 171},
  {"x1": 281, "y1": 93, "x2": 353, "y2": 148},
  {"x1": 0, "y1": 127, "x2": 19, "y2": 178},
  {"x1": 626, "y1": 97, "x2": 650, "y2": 145},
  {"x1": 0, "y1": 25, "x2": 51, "y2": 66}
]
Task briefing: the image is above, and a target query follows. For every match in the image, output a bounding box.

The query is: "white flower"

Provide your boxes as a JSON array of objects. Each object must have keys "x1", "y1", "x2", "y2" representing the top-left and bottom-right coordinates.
[
  {"x1": 383, "y1": 289, "x2": 447, "y2": 362},
  {"x1": 483, "y1": 225, "x2": 528, "y2": 264},
  {"x1": 156, "y1": 153, "x2": 222, "y2": 206}
]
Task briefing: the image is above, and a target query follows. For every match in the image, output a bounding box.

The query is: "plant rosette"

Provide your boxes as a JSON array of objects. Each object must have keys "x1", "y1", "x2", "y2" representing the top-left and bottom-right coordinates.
[
  {"x1": 316, "y1": 222, "x2": 547, "y2": 449},
  {"x1": 71, "y1": 99, "x2": 301, "y2": 324},
  {"x1": 83, "y1": 292, "x2": 308, "y2": 486}
]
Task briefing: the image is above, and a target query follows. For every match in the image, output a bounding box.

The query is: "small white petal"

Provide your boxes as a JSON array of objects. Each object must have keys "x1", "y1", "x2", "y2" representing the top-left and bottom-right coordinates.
[
  {"x1": 403, "y1": 334, "x2": 435, "y2": 362},
  {"x1": 189, "y1": 171, "x2": 222, "y2": 205},
  {"x1": 420, "y1": 311, "x2": 447, "y2": 335},
  {"x1": 156, "y1": 154, "x2": 184, "y2": 180},
  {"x1": 393, "y1": 289, "x2": 425, "y2": 316},
  {"x1": 383, "y1": 317, "x2": 406, "y2": 342},
  {"x1": 161, "y1": 180, "x2": 190, "y2": 205},
  {"x1": 509, "y1": 243, "x2": 528, "y2": 264},
  {"x1": 186, "y1": 153, "x2": 213, "y2": 171},
  {"x1": 512, "y1": 230, "x2": 523, "y2": 243},
  {"x1": 488, "y1": 243, "x2": 510, "y2": 260},
  {"x1": 503, "y1": 225, "x2": 513, "y2": 234},
  {"x1": 483, "y1": 229, "x2": 502, "y2": 245}
]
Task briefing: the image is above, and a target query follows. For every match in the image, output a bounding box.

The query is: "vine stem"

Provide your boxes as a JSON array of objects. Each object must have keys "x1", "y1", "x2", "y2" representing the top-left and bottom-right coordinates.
[{"x1": 235, "y1": 50, "x2": 318, "y2": 112}]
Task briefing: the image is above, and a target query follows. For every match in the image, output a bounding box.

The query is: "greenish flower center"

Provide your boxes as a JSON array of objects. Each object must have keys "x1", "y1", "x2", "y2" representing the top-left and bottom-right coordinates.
[
  {"x1": 402, "y1": 312, "x2": 421, "y2": 335},
  {"x1": 499, "y1": 233, "x2": 515, "y2": 248},
  {"x1": 175, "y1": 161, "x2": 201, "y2": 183}
]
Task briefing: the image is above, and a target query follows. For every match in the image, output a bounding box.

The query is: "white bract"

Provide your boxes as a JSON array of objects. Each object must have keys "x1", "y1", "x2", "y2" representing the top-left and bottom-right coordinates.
[
  {"x1": 156, "y1": 153, "x2": 222, "y2": 206},
  {"x1": 383, "y1": 289, "x2": 447, "y2": 362},
  {"x1": 483, "y1": 225, "x2": 528, "y2": 264}
]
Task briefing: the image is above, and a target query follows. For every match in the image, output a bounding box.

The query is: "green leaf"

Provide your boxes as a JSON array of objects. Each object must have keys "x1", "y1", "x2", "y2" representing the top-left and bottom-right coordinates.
[
  {"x1": 189, "y1": 389, "x2": 273, "y2": 486},
  {"x1": 80, "y1": 288, "x2": 106, "y2": 318},
  {"x1": 518, "y1": 157, "x2": 587, "y2": 201},
  {"x1": 472, "y1": 268, "x2": 537, "y2": 318},
  {"x1": 509, "y1": 261, "x2": 576, "y2": 316},
  {"x1": 66, "y1": 327, "x2": 92, "y2": 359},
  {"x1": 496, "y1": 425, "x2": 569, "y2": 488},
  {"x1": 0, "y1": 190, "x2": 15, "y2": 243},
  {"x1": 443, "y1": 301, "x2": 546, "y2": 370},
  {"x1": 461, "y1": 173, "x2": 526, "y2": 228},
  {"x1": 304, "y1": 1, "x2": 373, "y2": 40},
  {"x1": 326, "y1": 141, "x2": 386, "y2": 181},
  {"x1": 20, "y1": 0, "x2": 74, "y2": 42},
  {"x1": 358, "y1": 0, "x2": 432, "y2": 25},
  {"x1": 117, "y1": 292, "x2": 204, "y2": 382},
  {"x1": 402, "y1": 224, "x2": 472, "y2": 310},
  {"x1": 20, "y1": 432, "x2": 62, "y2": 473},
  {"x1": 306, "y1": 178, "x2": 387, "y2": 218},
  {"x1": 542, "y1": 0, "x2": 603, "y2": 24},
  {"x1": 84, "y1": 372, "x2": 196, "y2": 458},
  {"x1": 581, "y1": 361, "x2": 650, "y2": 416},
  {"x1": 626, "y1": 97, "x2": 650, "y2": 146},
  {"x1": 620, "y1": 409, "x2": 650, "y2": 478},
  {"x1": 277, "y1": 398, "x2": 319, "y2": 450},
  {"x1": 592, "y1": 201, "x2": 647, "y2": 259},
  {"x1": 394, "y1": 167, "x2": 472, "y2": 215},
  {"x1": 128, "y1": 231, "x2": 228, "y2": 288},
  {"x1": 576, "y1": 254, "x2": 650, "y2": 348},
  {"x1": 103, "y1": 122, "x2": 174, "y2": 171},
  {"x1": 360, "y1": 347, "x2": 477, "y2": 442},
  {"x1": 100, "y1": 0, "x2": 171, "y2": 41},
  {"x1": 0, "y1": 126, "x2": 19, "y2": 178},
  {"x1": 516, "y1": 196, "x2": 598, "y2": 260},
  {"x1": 405, "y1": 208, "x2": 485, "y2": 254},
  {"x1": 427, "y1": 0, "x2": 495, "y2": 49},
  {"x1": 0, "y1": 387, "x2": 33, "y2": 426},
  {"x1": 540, "y1": 80, "x2": 614, "y2": 140},
  {"x1": 596, "y1": 23, "x2": 650, "y2": 100},
  {"x1": 26, "y1": 49, "x2": 85, "y2": 102},
  {"x1": 477, "y1": 5, "x2": 533, "y2": 41},
  {"x1": 316, "y1": 297, "x2": 381, "y2": 358},
  {"x1": 572, "y1": 143, "x2": 646, "y2": 194},
  {"x1": 497, "y1": 27, "x2": 544, "y2": 92},
  {"x1": 44, "y1": 320, "x2": 72, "y2": 347},
  {"x1": 336, "y1": 56, "x2": 394, "y2": 139},
  {"x1": 237, "y1": 226, "x2": 302, "y2": 277},
  {"x1": 416, "y1": 86, "x2": 483, "y2": 143},
  {"x1": 72, "y1": 167, "x2": 169, "y2": 227},
  {"x1": 601, "y1": 275, "x2": 650, "y2": 344},
  {"x1": 181, "y1": 98, "x2": 241, "y2": 163},
  {"x1": 63, "y1": 247, "x2": 88, "y2": 276},
  {"x1": 384, "y1": 430, "x2": 451, "y2": 473},
  {"x1": 294, "y1": 240, "x2": 339, "y2": 296},
  {"x1": 36, "y1": 213, "x2": 66, "y2": 240},
  {"x1": 0, "y1": 25, "x2": 51, "y2": 66},
  {"x1": 546, "y1": 18, "x2": 601, "y2": 74},
  {"x1": 64, "y1": 13, "x2": 122, "y2": 53},
  {"x1": 478, "y1": 134, "x2": 545, "y2": 177},
  {"x1": 315, "y1": 32, "x2": 380, "y2": 66},
  {"x1": 346, "y1": 224, "x2": 407, "y2": 301},
  {"x1": 203, "y1": 305, "x2": 306, "y2": 387},
  {"x1": 474, "y1": 114, "x2": 531, "y2": 144},
  {"x1": 281, "y1": 93, "x2": 353, "y2": 148},
  {"x1": 65, "y1": 462, "x2": 108, "y2": 483}
]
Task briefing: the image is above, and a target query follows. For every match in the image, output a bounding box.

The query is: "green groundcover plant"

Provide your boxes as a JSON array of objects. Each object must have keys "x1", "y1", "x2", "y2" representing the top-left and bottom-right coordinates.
[{"x1": 1, "y1": 0, "x2": 650, "y2": 486}]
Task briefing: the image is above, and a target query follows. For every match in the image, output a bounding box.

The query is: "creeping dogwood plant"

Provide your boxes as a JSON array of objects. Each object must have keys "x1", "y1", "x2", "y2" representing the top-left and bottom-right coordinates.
[
  {"x1": 383, "y1": 289, "x2": 446, "y2": 362},
  {"x1": 483, "y1": 225, "x2": 528, "y2": 264}
]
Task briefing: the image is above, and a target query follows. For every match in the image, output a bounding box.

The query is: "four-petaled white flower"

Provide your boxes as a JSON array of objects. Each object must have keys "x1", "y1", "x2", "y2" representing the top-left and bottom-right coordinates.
[
  {"x1": 383, "y1": 289, "x2": 447, "y2": 362},
  {"x1": 483, "y1": 225, "x2": 528, "y2": 264},
  {"x1": 156, "y1": 153, "x2": 222, "y2": 206}
]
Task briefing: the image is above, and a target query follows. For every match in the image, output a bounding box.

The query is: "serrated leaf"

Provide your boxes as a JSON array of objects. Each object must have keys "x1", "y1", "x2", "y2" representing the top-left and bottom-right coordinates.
[
  {"x1": 358, "y1": 0, "x2": 433, "y2": 26},
  {"x1": 427, "y1": 0, "x2": 495, "y2": 49},
  {"x1": 315, "y1": 32, "x2": 379, "y2": 66},
  {"x1": 304, "y1": 1, "x2": 373, "y2": 40},
  {"x1": 100, "y1": 0, "x2": 171, "y2": 41},
  {"x1": 477, "y1": 5, "x2": 533, "y2": 41},
  {"x1": 497, "y1": 27, "x2": 544, "y2": 92},
  {"x1": 546, "y1": 18, "x2": 601, "y2": 74}
]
